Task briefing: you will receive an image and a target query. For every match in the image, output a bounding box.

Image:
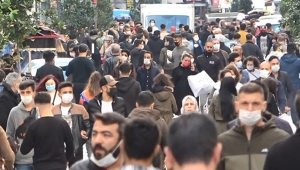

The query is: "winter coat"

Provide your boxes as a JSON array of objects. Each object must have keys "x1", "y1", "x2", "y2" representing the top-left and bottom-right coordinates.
[
  {"x1": 159, "y1": 45, "x2": 176, "y2": 71},
  {"x1": 280, "y1": 53, "x2": 300, "y2": 89},
  {"x1": 147, "y1": 35, "x2": 165, "y2": 64},
  {"x1": 136, "y1": 65, "x2": 160, "y2": 91},
  {"x1": 242, "y1": 41, "x2": 264, "y2": 61}
]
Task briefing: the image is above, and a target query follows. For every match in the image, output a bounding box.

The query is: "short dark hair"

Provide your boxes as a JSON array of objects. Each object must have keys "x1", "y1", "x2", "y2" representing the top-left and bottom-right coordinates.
[
  {"x1": 168, "y1": 113, "x2": 217, "y2": 165},
  {"x1": 43, "y1": 50, "x2": 55, "y2": 62},
  {"x1": 90, "y1": 29, "x2": 98, "y2": 36},
  {"x1": 246, "y1": 34, "x2": 253, "y2": 41},
  {"x1": 240, "y1": 23, "x2": 246, "y2": 30},
  {"x1": 144, "y1": 51, "x2": 153, "y2": 58},
  {"x1": 233, "y1": 33, "x2": 241, "y2": 39},
  {"x1": 134, "y1": 39, "x2": 143, "y2": 47},
  {"x1": 219, "y1": 69, "x2": 232, "y2": 80},
  {"x1": 268, "y1": 56, "x2": 279, "y2": 62},
  {"x1": 160, "y1": 24, "x2": 166, "y2": 29},
  {"x1": 19, "y1": 80, "x2": 35, "y2": 91},
  {"x1": 124, "y1": 118, "x2": 159, "y2": 159},
  {"x1": 119, "y1": 63, "x2": 132, "y2": 74},
  {"x1": 174, "y1": 34, "x2": 182, "y2": 38},
  {"x1": 239, "y1": 83, "x2": 265, "y2": 99},
  {"x1": 0, "y1": 69, "x2": 5, "y2": 82},
  {"x1": 147, "y1": 26, "x2": 153, "y2": 33},
  {"x1": 58, "y1": 81, "x2": 73, "y2": 92},
  {"x1": 179, "y1": 24, "x2": 184, "y2": 29},
  {"x1": 184, "y1": 25, "x2": 189, "y2": 31},
  {"x1": 94, "y1": 112, "x2": 125, "y2": 140},
  {"x1": 34, "y1": 92, "x2": 52, "y2": 104},
  {"x1": 121, "y1": 49, "x2": 130, "y2": 56},
  {"x1": 250, "y1": 80, "x2": 269, "y2": 101},
  {"x1": 287, "y1": 43, "x2": 297, "y2": 53},
  {"x1": 273, "y1": 43, "x2": 282, "y2": 51},
  {"x1": 165, "y1": 36, "x2": 174, "y2": 44},
  {"x1": 78, "y1": 43, "x2": 89, "y2": 53},
  {"x1": 228, "y1": 52, "x2": 240, "y2": 63},
  {"x1": 136, "y1": 33, "x2": 144, "y2": 39},
  {"x1": 137, "y1": 91, "x2": 154, "y2": 107},
  {"x1": 69, "y1": 43, "x2": 76, "y2": 49},
  {"x1": 266, "y1": 23, "x2": 272, "y2": 29}
]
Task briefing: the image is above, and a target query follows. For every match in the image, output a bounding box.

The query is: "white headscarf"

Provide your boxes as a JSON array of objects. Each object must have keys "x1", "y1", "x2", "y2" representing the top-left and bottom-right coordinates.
[{"x1": 180, "y1": 95, "x2": 199, "y2": 114}]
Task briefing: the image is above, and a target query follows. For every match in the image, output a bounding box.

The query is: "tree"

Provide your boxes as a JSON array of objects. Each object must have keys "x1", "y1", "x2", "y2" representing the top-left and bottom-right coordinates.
[
  {"x1": 239, "y1": 0, "x2": 252, "y2": 13},
  {"x1": 130, "y1": 0, "x2": 161, "y2": 22},
  {"x1": 61, "y1": 0, "x2": 95, "y2": 35},
  {"x1": 96, "y1": 0, "x2": 113, "y2": 31},
  {"x1": 230, "y1": 0, "x2": 239, "y2": 12},
  {"x1": 42, "y1": 7, "x2": 65, "y2": 33},
  {"x1": 280, "y1": 0, "x2": 300, "y2": 38}
]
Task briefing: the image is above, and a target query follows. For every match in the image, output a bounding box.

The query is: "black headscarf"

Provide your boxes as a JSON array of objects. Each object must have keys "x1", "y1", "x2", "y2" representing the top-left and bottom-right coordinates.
[{"x1": 219, "y1": 77, "x2": 237, "y2": 121}]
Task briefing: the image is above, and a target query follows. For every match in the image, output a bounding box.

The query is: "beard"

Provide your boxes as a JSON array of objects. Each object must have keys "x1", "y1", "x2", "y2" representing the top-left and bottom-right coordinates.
[{"x1": 92, "y1": 143, "x2": 118, "y2": 160}]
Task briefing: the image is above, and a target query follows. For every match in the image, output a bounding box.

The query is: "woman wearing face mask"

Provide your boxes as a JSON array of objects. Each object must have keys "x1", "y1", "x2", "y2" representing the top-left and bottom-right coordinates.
[
  {"x1": 189, "y1": 33, "x2": 204, "y2": 57},
  {"x1": 172, "y1": 52, "x2": 197, "y2": 115},
  {"x1": 36, "y1": 75, "x2": 61, "y2": 105},
  {"x1": 209, "y1": 77, "x2": 237, "y2": 135},
  {"x1": 80, "y1": 71, "x2": 101, "y2": 106},
  {"x1": 159, "y1": 36, "x2": 176, "y2": 75},
  {"x1": 243, "y1": 56, "x2": 260, "y2": 81}
]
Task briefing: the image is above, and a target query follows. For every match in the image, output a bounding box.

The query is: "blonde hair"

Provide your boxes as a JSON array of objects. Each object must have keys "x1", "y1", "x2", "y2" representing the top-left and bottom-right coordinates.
[
  {"x1": 85, "y1": 71, "x2": 101, "y2": 96},
  {"x1": 56, "y1": 39, "x2": 65, "y2": 53},
  {"x1": 181, "y1": 51, "x2": 192, "y2": 60},
  {"x1": 180, "y1": 95, "x2": 199, "y2": 114}
]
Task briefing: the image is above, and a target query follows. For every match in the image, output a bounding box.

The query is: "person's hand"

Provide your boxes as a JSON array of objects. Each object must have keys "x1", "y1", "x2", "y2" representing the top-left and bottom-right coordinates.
[
  {"x1": 285, "y1": 106, "x2": 291, "y2": 112},
  {"x1": 81, "y1": 130, "x2": 88, "y2": 140},
  {"x1": 191, "y1": 63, "x2": 195, "y2": 71}
]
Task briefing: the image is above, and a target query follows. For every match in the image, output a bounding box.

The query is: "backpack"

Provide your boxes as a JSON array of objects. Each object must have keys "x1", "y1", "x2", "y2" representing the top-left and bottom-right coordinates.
[
  {"x1": 91, "y1": 38, "x2": 100, "y2": 55},
  {"x1": 15, "y1": 108, "x2": 37, "y2": 139}
]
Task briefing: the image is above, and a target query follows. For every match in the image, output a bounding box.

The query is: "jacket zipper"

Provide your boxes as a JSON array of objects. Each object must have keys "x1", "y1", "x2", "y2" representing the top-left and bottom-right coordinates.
[{"x1": 247, "y1": 140, "x2": 251, "y2": 170}]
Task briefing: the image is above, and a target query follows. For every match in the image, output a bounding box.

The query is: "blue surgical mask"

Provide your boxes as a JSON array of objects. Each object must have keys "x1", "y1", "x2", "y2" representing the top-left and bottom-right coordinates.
[
  {"x1": 213, "y1": 44, "x2": 220, "y2": 51},
  {"x1": 236, "y1": 61, "x2": 243, "y2": 69},
  {"x1": 46, "y1": 84, "x2": 56, "y2": 91}
]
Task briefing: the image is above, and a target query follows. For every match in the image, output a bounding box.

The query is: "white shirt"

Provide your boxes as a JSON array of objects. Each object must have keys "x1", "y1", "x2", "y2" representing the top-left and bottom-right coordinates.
[
  {"x1": 260, "y1": 36, "x2": 268, "y2": 56},
  {"x1": 61, "y1": 106, "x2": 72, "y2": 130},
  {"x1": 101, "y1": 101, "x2": 113, "y2": 113}
]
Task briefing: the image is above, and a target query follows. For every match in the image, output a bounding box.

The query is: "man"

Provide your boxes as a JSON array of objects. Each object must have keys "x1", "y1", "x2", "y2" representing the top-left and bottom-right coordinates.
[
  {"x1": 66, "y1": 43, "x2": 95, "y2": 103},
  {"x1": 195, "y1": 41, "x2": 221, "y2": 82},
  {"x1": 242, "y1": 34, "x2": 264, "y2": 61},
  {"x1": 256, "y1": 26, "x2": 273, "y2": 57},
  {"x1": 35, "y1": 50, "x2": 64, "y2": 83},
  {"x1": 207, "y1": 28, "x2": 222, "y2": 42},
  {"x1": 211, "y1": 39, "x2": 228, "y2": 69},
  {"x1": 52, "y1": 81, "x2": 91, "y2": 167},
  {"x1": 181, "y1": 32, "x2": 193, "y2": 51},
  {"x1": 130, "y1": 39, "x2": 144, "y2": 69},
  {"x1": 263, "y1": 90, "x2": 300, "y2": 170},
  {"x1": 160, "y1": 24, "x2": 168, "y2": 40},
  {"x1": 120, "y1": 118, "x2": 160, "y2": 170},
  {"x1": 171, "y1": 34, "x2": 191, "y2": 68},
  {"x1": 70, "y1": 113, "x2": 125, "y2": 170},
  {"x1": 87, "y1": 75, "x2": 127, "y2": 128},
  {"x1": 238, "y1": 23, "x2": 248, "y2": 44},
  {"x1": 20, "y1": 92, "x2": 74, "y2": 170},
  {"x1": 266, "y1": 23, "x2": 276, "y2": 36},
  {"x1": 149, "y1": 19, "x2": 159, "y2": 32},
  {"x1": 0, "y1": 72, "x2": 21, "y2": 130},
  {"x1": 232, "y1": 45, "x2": 243, "y2": 58},
  {"x1": 215, "y1": 34, "x2": 231, "y2": 54},
  {"x1": 136, "y1": 51, "x2": 160, "y2": 91},
  {"x1": 89, "y1": 29, "x2": 103, "y2": 71},
  {"x1": 227, "y1": 52, "x2": 249, "y2": 83},
  {"x1": 259, "y1": 61, "x2": 286, "y2": 113},
  {"x1": 218, "y1": 83, "x2": 289, "y2": 170},
  {"x1": 147, "y1": 30, "x2": 165, "y2": 64},
  {"x1": 165, "y1": 113, "x2": 222, "y2": 170},
  {"x1": 127, "y1": 91, "x2": 168, "y2": 170},
  {"x1": 116, "y1": 63, "x2": 141, "y2": 114},
  {"x1": 103, "y1": 44, "x2": 121, "y2": 76},
  {"x1": 229, "y1": 33, "x2": 241, "y2": 50},
  {"x1": 6, "y1": 80, "x2": 36, "y2": 170},
  {"x1": 0, "y1": 69, "x2": 5, "y2": 92}
]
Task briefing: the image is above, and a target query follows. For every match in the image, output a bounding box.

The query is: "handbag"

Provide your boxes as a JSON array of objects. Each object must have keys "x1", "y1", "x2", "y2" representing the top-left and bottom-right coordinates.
[{"x1": 279, "y1": 111, "x2": 297, "y2": 134}]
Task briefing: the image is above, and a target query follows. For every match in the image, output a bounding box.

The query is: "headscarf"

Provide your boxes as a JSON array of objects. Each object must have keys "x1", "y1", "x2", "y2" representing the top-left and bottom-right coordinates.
[{"x1": 180, "y1": 95, "x2": 199, "y2": 114}]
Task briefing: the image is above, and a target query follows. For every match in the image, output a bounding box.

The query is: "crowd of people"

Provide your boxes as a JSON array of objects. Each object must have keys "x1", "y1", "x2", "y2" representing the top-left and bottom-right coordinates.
[{"x1": 0, "y1": 16, "x2": 300, "y2": 170}]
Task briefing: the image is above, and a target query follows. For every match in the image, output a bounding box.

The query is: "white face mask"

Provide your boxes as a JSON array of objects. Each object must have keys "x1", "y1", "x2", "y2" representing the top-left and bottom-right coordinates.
[
  {"x1": 144, "y1": 58, "x2": 151, "y2": 65},
  {"x1": 119, "y1": 26, "x2": 124, "y2": 30},
  {"x1": 213, "y1": 44, "x2": 220, "y2": 51},
  {"x1": 247, "y1": 65, "x2": 254, "y2": 71},
  {"x1": 122, "y1": 56, "x2": 128, "y2": 62},
  {"x1": 61, "y1": 94, "x2": 73, "y2": 104},
  {"x1": 70, "y1": 53, "x2": 75, "y2": 57},
  {"x1": 193, "y1": 37, "x2": 199, "y2": 41},
  {"x1": 150, "y1": 23, "x2": 155, "y2": 27},
  {"x1": 21, "y1": 95, "x2": 33, "y2": 105},
  {"x1": 90, "y1": 142, "x2": 121, "y2": 167},
  {"x1": 271, "y1": 65, "x2": 280, "y2": 73},
  {"x1": 126, "y1": 31, "x2": 131, "y2": 35},
  {"x1": 140, "y1": 45, "x2": 144, "y2": 49},
  {"x1": 259, "y1": 70, "x2": 270, "y2": 79},
  {"x1": 239, "y1": 109, "x2": 262, "y2": 126}
]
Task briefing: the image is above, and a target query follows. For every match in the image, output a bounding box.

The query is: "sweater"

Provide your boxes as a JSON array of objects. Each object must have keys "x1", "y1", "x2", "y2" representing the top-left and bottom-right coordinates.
[
  {"x1": 66, "y1": 57, "x2": 95, "y2": 84},
  {"x1": 172, "y1": 46, "x2": 191, "y2": 68}
]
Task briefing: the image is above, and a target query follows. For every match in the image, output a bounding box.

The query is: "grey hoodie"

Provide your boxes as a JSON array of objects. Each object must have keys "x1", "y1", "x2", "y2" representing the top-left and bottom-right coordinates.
[{"x1": 6, "y1": 102, "x2": 36, "y2": 164}]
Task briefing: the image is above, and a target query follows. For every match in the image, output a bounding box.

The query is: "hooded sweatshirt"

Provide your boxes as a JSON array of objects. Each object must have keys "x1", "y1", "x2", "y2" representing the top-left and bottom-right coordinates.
[
  {"x1": 147, "y1": 35, "x2": 165, "y2": 63},
  {"x1": 116, "y1": 77, "x2": 141, "y2": 114},
  {"x1": 6, "y1": 102, "x2": 36, "y2": 164},
  {"x1": 159, "y1": 45, "x2": 176, "y2": 70},
  {"x1": 280, "y1": 53, "x2": 300, "y2": 88}
]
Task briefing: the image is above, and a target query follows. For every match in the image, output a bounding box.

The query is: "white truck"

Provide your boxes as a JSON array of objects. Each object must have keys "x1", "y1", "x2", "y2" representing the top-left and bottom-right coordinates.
[{"x1": 140, "y1": 4, "x2": 195, "y2": 31}]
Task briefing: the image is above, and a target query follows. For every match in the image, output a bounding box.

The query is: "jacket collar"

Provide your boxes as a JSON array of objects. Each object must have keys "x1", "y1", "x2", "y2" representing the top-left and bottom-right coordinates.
[{"x1": 3, "y1": 82, "x2": 17, "y2": 96}]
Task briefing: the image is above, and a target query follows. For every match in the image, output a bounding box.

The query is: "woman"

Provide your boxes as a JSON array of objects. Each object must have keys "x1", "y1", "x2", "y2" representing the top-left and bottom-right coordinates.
[
  {"x1": 209, "y1": 77, "x2": 237, "y2": 135},
  {"x1": 243, "y1": 56, "x2": 261, "y2": 81},
  {"x1": 151, "y1": 73, "x2": 178, "y2": 125},
  {"x1": 79, "y1": 71, "x2": 101, "y2": 107},
  {"x1": 159, "y1": 36, "x2": 176, "y2": 75},
  {"x1": 0, "y1": 126, "x2": 14, "y2": 170},
  {"x1": 180, "y1": 95, "x2": 199, "y2": 114},
  {"x1": 172, "y1": 52, "x2": 197, "y2": 115},
  {"x1": 36, "y1": 75, "x2": 61, "y2": 105},
  {"x1": 56, "y1": 39, "x2": 67, "y2": 58},
  {"x1": 262, "y1": 77, "x2": 280, "y2": 116}
]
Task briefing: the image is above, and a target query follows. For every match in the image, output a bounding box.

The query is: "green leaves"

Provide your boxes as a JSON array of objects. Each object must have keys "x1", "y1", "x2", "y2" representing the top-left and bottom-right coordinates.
[
  {"x1": 129, "y1": 0, "x2": 161, "y2": 21},
  {"x1": 96, "y1": 0, "x2": 113, "y2": 31},
  {"x1": 230, "y1": 0, "x2": 253, "y2": 13},
  {"x1": 281, "y1": 0, "x2": 300, "y2": 38}
]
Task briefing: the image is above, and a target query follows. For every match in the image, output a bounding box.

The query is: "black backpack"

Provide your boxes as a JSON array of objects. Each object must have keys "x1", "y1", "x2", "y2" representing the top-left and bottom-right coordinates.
[
  {"x1": 15, "y1": 108, "x2": 37, "y2": 139},
  {"x1": 91, "y1": 37, "x2": 100, "y2": 55}
]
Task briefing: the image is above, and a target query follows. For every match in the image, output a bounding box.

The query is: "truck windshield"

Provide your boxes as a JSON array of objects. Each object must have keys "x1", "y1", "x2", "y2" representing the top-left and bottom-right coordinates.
[{"x1": 146, "y1": 15, "x2": 189, "y2": 31}]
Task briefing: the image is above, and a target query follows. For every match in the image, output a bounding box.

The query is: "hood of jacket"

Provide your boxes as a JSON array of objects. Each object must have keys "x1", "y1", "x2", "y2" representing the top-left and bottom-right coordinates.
[
  {"x1": 152, "y1": 86, "x2": 173, "y2": 102},
  {"x1": 150, "y1": 35, "x2": 160, "y2": 41},
  {"x1": 182, "y1": 40, "x2": 191, "y2": 47},
  {"x1": 116, "y1": 77, "x2": 137, "y2": 93},
  {"x1": 165, "y1": 45, "x2": 176, "y2": 51},
  {"x1": 128, "y1": 108, "x2": 160, "y2": 121},
  {"x1": 281, "y1": 53, "x2": 298, "y2": 63}
]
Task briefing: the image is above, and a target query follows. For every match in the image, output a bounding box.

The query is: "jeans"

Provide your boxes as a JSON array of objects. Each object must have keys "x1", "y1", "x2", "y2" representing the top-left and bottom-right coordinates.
[{"x1": 15, "y1": 164, "x2": 33, "y2": 170}]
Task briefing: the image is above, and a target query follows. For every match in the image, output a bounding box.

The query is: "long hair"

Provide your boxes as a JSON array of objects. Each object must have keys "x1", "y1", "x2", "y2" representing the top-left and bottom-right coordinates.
[
  {"x1": 219, "y1": 77, "x2": 237, "y2": 121},
  {"x1": 36, "y1": 75, "x2": 60, "y2": 92},
  {"x1": 224, "y1": 64, "x2": 240, "y2": 85},
  {"x1": 262, "y1": 77, "x2": 278, "y2": 103},
  {"x1": 56, "y1": 39, "x2": 66, "y2": 53},
  {"x1": 153, "y1": 73, "x2": 174, "y2": 88},
  {"x1": 84, "y1": 71, "x2": 101, "y2": 97}
]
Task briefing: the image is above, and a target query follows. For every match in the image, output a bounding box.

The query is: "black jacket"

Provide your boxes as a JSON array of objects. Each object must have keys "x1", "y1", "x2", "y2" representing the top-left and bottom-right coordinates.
[
  {"x1": 130, "y1": 48, "x2": 143, "y2": 68},
  {"x1": 195, "y1": 53, "x2": 222, "y2": 82},
  {"x1": 116, "y1": 77, "x2": 141, "y2": 114},
  {"x1": 87, "y1": 93, "x2": 127, "y2": 125},
  {"x1": 103, "y1": 56, "x2": 118, "y2": 76},
  {"x1": 35, "y1": 63, "x2": 64, "y2": 83},
  {"x1": 147, "y1": 35, "x2": 165, "y2": 64},
  {"x1": 0, "y1": 83, "x2": 19, "y2": 131},
  {"x1": 264, "y1": 128, "x2": 300, "y2": 170},
  {"x1": 220, "y1": 42, "x2": 231, "y2": 54},
  {"x1": 242, "y1": 41, "x2": 264, "y2": 61}
]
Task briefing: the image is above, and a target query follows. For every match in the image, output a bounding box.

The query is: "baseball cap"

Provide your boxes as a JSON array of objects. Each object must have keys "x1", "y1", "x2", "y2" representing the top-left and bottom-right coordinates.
[
  {"x1": 170, "y1": 26, "x2": 176, "y2": 32},
  {"x1": 261, "y1": 26, "x2": 267, "y2": 31},
  {"x1": 100, "y1": 75, "x2": 118, "y2": 87}
]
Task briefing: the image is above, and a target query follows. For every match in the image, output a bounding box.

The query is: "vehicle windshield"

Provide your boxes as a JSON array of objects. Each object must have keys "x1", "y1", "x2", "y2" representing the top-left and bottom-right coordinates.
[{"x1": 146, "y1": 15, "x2": 189, "y2": 31}]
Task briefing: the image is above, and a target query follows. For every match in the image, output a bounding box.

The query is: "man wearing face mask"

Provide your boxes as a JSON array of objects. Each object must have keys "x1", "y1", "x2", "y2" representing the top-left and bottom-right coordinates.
[
  {"x1": 52, "y1": 82, "x2": 91, "y2": 167},
  {"x1": 259, "y1": 61, "x2": 286, "y2": 113},
  {"x1": 211, "y1": 39, "x2": 228, "y2": 70},
  {"x1": 172, "y1": 34, "x2": 191, "y2": 69},
  {"x1": 137, "y1": 51, "x2": 160, "y2": 91},
  {"x1": 103, "y1": 44, "x2": 121, "y2": 76},
  {"x1": 228, "y1": 52, "x2": 250, "y2": 84},
  {"x1": 218, "y1": 83, "x2": 289, "y2": 170},
  {"x1": 256, "y1": 26, "x2": 273, "y2": 57},
  {"x1": 149, "y1": 19, "x2": 159, "y2": 33},
  {"x1": 130, "y1": 39, "x2": 145, "y2": 69},
  {"x1": 70, "y1": 112, "x2": 125, "y2": 170},
  {"x1": 6, "y1": 80, "x2": 37, "y2": 170}
]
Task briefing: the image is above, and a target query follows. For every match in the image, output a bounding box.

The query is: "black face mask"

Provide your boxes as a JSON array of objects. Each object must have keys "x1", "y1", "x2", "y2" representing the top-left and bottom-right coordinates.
[
  {"x1": 107, "y1": 87, "x2": 117, "y2": 97},
  {"x1": 205, "y1": 51, "x2": 213, "y2": 57},
  {"x1": 261, "y1": 32, "x2": 267, "y2": 36},
  {"x1": 174, "y1": 42, "x2": 180, "y2": 46}
]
